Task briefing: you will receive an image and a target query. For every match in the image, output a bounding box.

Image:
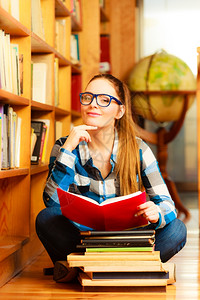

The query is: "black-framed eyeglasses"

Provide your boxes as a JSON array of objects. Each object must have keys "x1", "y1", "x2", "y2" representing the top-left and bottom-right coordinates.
[{"x1": 79, "y1": 92, "x2": 122, "y2": 107}]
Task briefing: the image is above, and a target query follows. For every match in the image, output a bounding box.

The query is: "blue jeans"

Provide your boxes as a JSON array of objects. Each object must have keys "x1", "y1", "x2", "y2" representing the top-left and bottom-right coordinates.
[{"x1": 35, "y1": 207, "x2": 187, "y2": 264}]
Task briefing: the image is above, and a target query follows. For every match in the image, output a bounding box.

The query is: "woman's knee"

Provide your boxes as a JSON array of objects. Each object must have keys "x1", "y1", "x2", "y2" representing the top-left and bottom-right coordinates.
[
  {"x1": 156, "y1": 218, "x2": 187, "y2": 262},
  {"x1": 170, "y1": 218, "x2": 187, "y2": 245},
  {"x1": 35, "y1": 207, "x2": 62, "y2": 235}
]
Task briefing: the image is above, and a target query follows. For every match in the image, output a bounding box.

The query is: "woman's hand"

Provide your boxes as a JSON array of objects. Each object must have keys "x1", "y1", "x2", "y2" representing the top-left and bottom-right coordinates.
[
  {"x1": 63, "y1": 125, "x2": 97, "y2": 152},
  {"x1": 137, "y1": 201, "x2": 159, "y2": 223}
]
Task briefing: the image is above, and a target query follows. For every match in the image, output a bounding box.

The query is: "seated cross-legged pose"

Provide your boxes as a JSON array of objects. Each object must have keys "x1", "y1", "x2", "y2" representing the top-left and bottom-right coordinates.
[{"x1": 36, "y1": 73, "x2": 187, "y2": 282}]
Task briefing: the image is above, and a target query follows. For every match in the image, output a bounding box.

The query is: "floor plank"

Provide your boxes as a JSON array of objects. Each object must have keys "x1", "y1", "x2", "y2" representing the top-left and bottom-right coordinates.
[{"x1": 0, "y1": 205, "x2": 199, "y2": 299}]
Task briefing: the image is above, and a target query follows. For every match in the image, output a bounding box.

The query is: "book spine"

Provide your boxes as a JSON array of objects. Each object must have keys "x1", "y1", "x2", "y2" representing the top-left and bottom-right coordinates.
[
  {"x1": 80, "y1": 230, "x2": 155, "y2": 237},
  {"x1": 88, "y1": 271, "x2": 169, "y2": 280},
  {"x1": 80, "y1": 238, "x2": 154, "y2": 247},
  {"x1": 83, "y1": 247, "x2": 154, "y2": 252}
]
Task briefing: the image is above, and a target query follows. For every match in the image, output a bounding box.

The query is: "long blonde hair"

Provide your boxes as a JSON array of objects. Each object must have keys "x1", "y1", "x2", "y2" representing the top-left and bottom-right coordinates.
[{"x1": 88, "y1": 74, "x2": 142, "y2": 195}]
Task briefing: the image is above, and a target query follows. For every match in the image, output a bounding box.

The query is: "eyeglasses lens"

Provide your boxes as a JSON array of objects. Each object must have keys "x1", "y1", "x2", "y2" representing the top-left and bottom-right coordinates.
[
  {"x1": 81, "y1": 93, "x2": 111, "y2": 107},
  {"x1": 81, "y1": 94, "x2": 92, "y2": 105}
]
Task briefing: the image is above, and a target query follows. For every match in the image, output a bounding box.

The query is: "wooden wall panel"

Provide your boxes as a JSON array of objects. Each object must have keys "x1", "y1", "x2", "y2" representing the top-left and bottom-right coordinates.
[
  {"x1": 109, "y1": 0, "x2": 136, "y2": 81},
  {"x1": 80, "y1": 0, "x2": 100, "y2": 90}
]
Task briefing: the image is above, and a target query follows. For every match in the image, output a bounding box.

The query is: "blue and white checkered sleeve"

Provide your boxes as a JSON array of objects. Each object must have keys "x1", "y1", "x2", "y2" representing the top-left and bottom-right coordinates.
[
  {"x1": 43, "y1": 138, "x2": 77, "y2": 207},
  {"x1": 139, "y1": 139, "x2": 177, "y2": 229}
]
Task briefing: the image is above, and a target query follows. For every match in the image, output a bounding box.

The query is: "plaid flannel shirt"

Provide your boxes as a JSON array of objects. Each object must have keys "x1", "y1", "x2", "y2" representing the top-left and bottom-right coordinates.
[{"x1": 43, "y1": 133, "x2": 177, "y2": 231}]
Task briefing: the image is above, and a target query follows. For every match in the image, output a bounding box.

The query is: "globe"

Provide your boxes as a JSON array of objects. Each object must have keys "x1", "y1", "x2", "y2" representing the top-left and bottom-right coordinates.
[{"x1": 128, "y1": 50, "x2": 196, "y2": 122}]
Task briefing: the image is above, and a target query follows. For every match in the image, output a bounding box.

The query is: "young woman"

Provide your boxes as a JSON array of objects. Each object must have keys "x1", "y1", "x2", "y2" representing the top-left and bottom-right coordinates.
[{"x1": 36, "y1": 74, "x2": 187, "y2": 282}]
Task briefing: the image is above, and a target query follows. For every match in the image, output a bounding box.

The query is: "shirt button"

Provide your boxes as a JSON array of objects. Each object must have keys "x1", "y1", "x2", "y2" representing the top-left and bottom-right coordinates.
[{"x1": 46, "y1": 197, "x2": 49, "y2": 201}]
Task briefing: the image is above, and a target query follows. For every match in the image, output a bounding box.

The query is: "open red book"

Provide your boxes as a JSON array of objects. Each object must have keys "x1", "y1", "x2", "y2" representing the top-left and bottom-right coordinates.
[{"x1": 57, "y1": 188, "x2": 148, "y2": 231}]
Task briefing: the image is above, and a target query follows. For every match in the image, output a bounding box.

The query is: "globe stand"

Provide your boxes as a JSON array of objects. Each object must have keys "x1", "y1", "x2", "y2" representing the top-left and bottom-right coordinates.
[{"x1": 134, "y1": 91, "x2": 196, "y2": 222}]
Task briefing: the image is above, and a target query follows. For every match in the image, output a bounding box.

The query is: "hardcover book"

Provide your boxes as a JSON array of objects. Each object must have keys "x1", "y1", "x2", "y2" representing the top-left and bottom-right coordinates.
[
  {"x1": 80, "y1": 230, "x2": 155, "y2": 237},
  {"x1": 86, "y1": 271, "x2": 169, "y2": 280},
  {"x1": 84, "y1": 247, "x2": 153, "y2": 252},
  {"x1": 31, "y1": 121, "x2": 45, "y2": 164},
  {"x1": 78, "y1": 272, "x2": 168, "y2": 287},
  {"x1": 78, "y1": 238, "x2": 154, "y2": 248},
  {"x1": 57, "y1": 188, "x2": 148, "y2": 231}
]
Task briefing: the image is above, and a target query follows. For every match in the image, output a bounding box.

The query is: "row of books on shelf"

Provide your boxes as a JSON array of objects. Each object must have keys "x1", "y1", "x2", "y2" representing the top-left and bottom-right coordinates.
[
  {"x1": 31, "y1": 119, "x2": 64, "y2": 165},
  {"x1": 32, "y1": 55, "x2": 81, "y2": 110},
  {"x1": 0, "y1": 0, "x2": 19, "y2": 21},
  {"x1": 0, "y1": 104, "x2": 21, "y2": 170},
  {"x1": 0, "y1": 30, "x2": 23, "y2": 95},
  {"x1": 0, "y1": 111, "x2": 61, "y2": 169},
  {"x1": 67, "y1": 230, "x2": 175, "y2": 288},
  {"x1": 31, "y1": 0, "x2": 82, "y2": 43},
  {"x1": 0, "y1": 30, "x2": 78, "y2": 107}
]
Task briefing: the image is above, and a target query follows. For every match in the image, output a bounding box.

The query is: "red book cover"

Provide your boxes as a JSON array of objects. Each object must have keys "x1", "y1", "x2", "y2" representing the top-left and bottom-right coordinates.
[
  {"x1": 100, "y1": 35, "x2": 110, "y2": 63},
  {"x1": 57, "y1": 188, "x2": 148, "y2": 231},
  {"x1": 71, "y1": 74, "x2": 82, "y2": 112}
]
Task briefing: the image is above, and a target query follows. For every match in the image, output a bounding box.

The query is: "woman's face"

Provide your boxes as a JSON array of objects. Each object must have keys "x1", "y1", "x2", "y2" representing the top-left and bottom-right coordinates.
[{"x1": 81, "y1": 78, "x2": 124, "y2": 130}]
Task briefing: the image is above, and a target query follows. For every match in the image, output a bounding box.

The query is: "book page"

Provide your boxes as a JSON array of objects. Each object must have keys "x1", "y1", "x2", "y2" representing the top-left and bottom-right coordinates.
[{"x1": 101, "y1": 191, "x2": 142, "y2": 206}]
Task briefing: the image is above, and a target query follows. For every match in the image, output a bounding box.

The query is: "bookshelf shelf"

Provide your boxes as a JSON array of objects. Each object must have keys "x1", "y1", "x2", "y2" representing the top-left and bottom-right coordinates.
[
  {"x1": 0, "y1": 236, "x2": 29, "y2": 263},
  {"x1": 54, "y1": 50, "x2": 71, "y2": 66},
  {"x1": 100, "y1": 7, "x2": 109, "y2": 22},
  {"x1": 71, "y1": 16, "x2": 82, "y2": 32},
  {"x1": 0, "y1": 168, "x2": 29, "y2": 179},
  {"x1": 0, "y1": 7, "x2": 30, "y2": 36},
  {"x1": 31, "y1": 101, "x2": 54, "y2": 112},
  {"x1": 138, "y1": 90, "x2": 196, "y2": 96},
  {"x1": 31, "y1": 32, "x2": 55, "y2": 53},
  {"x1": 55, "y1": 0, "x2": 71, "y2": 17},
  {"x1": 0, "y1": 90, "x2": 30, "y2": 106},
  {"x1": 55, "y1": 107, "x2": 71, "y2": 116},
  {"x1": 72, "y1": 64, "x2": 82, "y2": 74},
  {"x1": 71, "y1": 110, "x2": 81, "y2": 118},
  {"x1": 31, "y1": 164, "x2": 49, "y2": 176},
  {"x1": 31, "y1": 33, "x2": 71, "y2": 66}
]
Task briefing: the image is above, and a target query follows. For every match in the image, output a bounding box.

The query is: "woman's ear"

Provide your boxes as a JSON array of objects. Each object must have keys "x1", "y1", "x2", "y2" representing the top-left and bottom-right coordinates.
[{"x1": 116, "y1": 105, "x2": 125, "y2": 119}]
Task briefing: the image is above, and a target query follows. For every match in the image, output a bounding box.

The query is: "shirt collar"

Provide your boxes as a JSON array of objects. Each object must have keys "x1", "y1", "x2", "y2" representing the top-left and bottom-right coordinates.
[{"x1": 79, "y1": 129, "x2": 118, "y2": 167}]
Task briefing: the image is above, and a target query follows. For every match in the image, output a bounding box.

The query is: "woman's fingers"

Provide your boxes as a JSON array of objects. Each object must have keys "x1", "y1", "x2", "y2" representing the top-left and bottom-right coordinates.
[
  {"x1": 63, "y1": 125, "x2": 98, "y2": 151},
  {"x1": 137, "y1": 201, "x2": 159, "y2": 223}
]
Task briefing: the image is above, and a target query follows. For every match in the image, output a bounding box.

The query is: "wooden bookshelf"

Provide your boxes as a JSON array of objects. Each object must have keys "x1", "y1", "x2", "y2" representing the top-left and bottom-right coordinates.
[
  {"x1": 0, "y1": 6, "x2": 30, "y2": 36},
  {"x1": 0, "y1": 89, "x2": 30, "y2": 105},
  {"x1": 0, "y1": 0, "x2": 137, "y2": 287},
  {"x1": 0, "y1": 0, "x2": 102, "y2": 287}
]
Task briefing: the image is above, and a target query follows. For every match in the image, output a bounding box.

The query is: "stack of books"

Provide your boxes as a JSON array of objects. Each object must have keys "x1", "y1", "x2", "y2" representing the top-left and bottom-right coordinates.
[{"x1": 67, "y1": 230, "x2": 176, "y2": 290}]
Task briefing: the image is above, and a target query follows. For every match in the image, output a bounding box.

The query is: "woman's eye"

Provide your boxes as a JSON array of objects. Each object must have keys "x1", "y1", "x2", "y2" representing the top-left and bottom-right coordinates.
[
  {"x1": 84, "y1": 95, "x2": 92, "y2": 101},
  {"x1": 100, "y1": 97, "x2": 110, "y2": 103}
]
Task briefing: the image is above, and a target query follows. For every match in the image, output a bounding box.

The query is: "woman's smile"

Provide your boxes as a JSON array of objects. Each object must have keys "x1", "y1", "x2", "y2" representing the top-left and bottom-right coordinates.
[{"x1": 87, "y1": 111, "x2": 101, "y2": 117}]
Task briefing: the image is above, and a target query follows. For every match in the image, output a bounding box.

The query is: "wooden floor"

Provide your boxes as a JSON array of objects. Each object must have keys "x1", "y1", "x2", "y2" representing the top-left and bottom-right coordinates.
[{"x1": 0, "y1": 195, "x2": 199, "y2": 299}]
